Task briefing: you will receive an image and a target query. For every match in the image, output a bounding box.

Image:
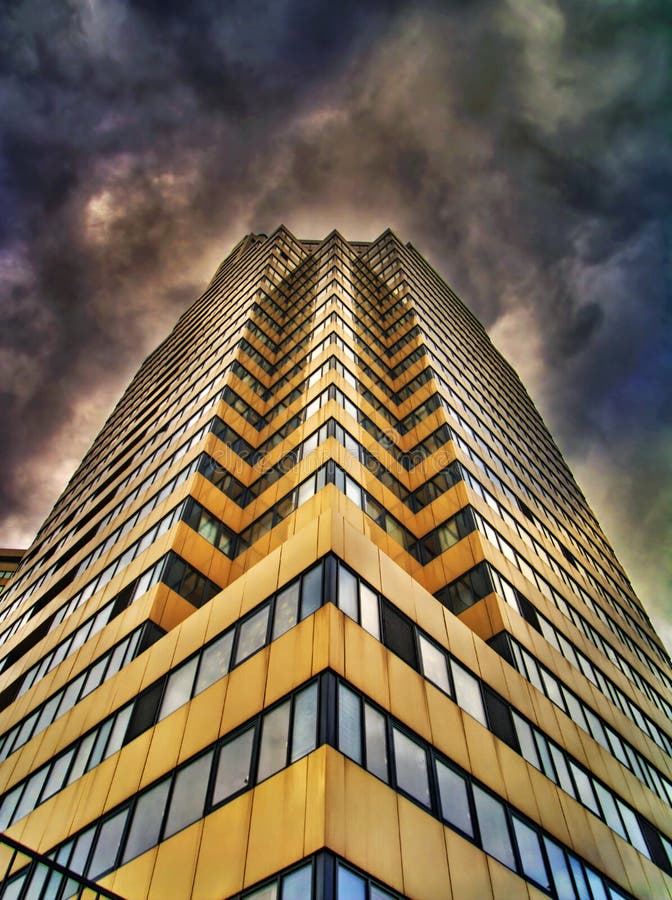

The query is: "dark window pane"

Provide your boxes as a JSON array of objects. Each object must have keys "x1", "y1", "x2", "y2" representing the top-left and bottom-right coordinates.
[
  {"x1": 213, "y1": 727, "x2": 254, "y2": 805},
  {"x1": 300, "y1": 565, "x2": 322, "y2": 619},
  {"x1": 257, "y1": 701, "x2": 291, "y2": 781},
  {"x1": 436, "y1": 760, "x2": 473, "y2": 837},
  {"x1": 125, "y1": 680, "x2": 164, "y2": 744},
  {"x1": 381, "y1": 603, "x2": 417, "y2": 669},
  {"x1": 122, "y1": 778, "x2": 171, "y2": 864},
  {"x1": 392, "y1": 727, "x2": 430, "y2": 807},
  {"x1": 163, "y1": 750, "x2": 213, "y2": 838},
  {"x1": 483, "y1": 688, "x2": 517, "y2": 750}
]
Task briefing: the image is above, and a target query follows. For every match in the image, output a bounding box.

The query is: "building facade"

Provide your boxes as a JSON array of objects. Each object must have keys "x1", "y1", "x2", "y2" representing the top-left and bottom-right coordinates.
[{"x1": 0, "y1": 227, "x2": 670, "y2": 899}]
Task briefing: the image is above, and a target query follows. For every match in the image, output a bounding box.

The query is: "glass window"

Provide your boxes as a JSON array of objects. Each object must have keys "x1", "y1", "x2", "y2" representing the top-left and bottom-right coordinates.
[
  {"x1": 159, "y1": 657, "x2": 198, "y2": 720},
  {"x1": 392, "y1": 727, "x2": 430, "y2": 807},
  {"x1": 67, "y1": 731, "x2": 98, "y2": 785},
  {"x1": 473, "y1": 786, "x2": 515, "y2": 869},
  {"x1": 568, "y1": 762, "x2": 599, "y2": 816},
  {"x1": 338, "y1": 566, "x2": 358, "y2": 620},
  {"x1": 451, "y1": 662, "x2": 486, "y2": 726},
  {"x1": 418, "y1": 635, "x2": 450, "y2": 694},
  {"x1": 212, "y1": 727, "x2": 254, "y2": 805},
  {"x1": 512, "y1": 815, "x2": 549, "y2": 889},
  {"x1": 364, "y1": 704, "x2": 388, "y2": 782},
  {"x1": 13, "y1": 767, "x2": 49, "y2": 822},
  {"x1": 282, "y1": 862, "x2": 312, "y2": 900},
  {"x1": 272, "y1": 582, "x2": 300, "y2": 639},
  {"x1": 436, "y1": 760, "x2": 473, "y2": 837},
  {"x1": 122, "y1": 778, "x2": 171, "y2": 864},
  {"x1": 300, "y1": 565, "x2": 322, "y2": 619},
  {"x1": 359, "y1": 583, "x2": 380, "y2": 639},
  {"x1": 338, "y1": 684, "x2": 362, "y2": 765},
  {"x1": 88, "y1": 807, "x2": 128, "y2": 878},
  {"x1": 381, "y1": 603, "x2": 417, "y2": 669},
  {"x1": 257, "y1": 702, "x2": 291, "y2": 782},
  {"x1": 41, "y1": 747, "x2": 76, "y2": 801},
  {"x1": 594, "y1": 783, "x2": 626, "y2": 840},
  {"x1": 235, "y1": 605, "x2": 271, "y2": 665},
  {"x1": 69, "y1": 826, "x2": 96, "y2": 876},
  {"x1": 246, "y1": 884, "x2": 277, "y2": 900},
  {"x1": 163, "y1": 750, "x2": 213, "y2": 839},
  {"x1": 511, "y1": 713, "x2": 540, "y2": 769},
  {"x1": 337, "y1": 865, "x2": 366, "y2": 900},
  {"x1": 291, "y1": 683, "x2": 318, "y2": 762},
  {"x1": 543, "y1": 838, "x2": 577, "y2": 900},
  {"x1": 195, "y1": 631, "x2": 234, "y2": 694}
]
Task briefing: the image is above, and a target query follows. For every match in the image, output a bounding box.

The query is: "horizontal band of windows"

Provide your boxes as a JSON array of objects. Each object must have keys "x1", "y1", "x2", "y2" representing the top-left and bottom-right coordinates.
[
  {"x1": 0, "y1": 557, "x2": 328, "y2": 830},
  {"x1": 472, "y1": 504, "x2": 672, "y2": 717},
  {"x1": 0, "y1": 832, "x2": 122, "y2": 900},
  {"x1": 324, "y1": 558, "x2": 671, "y2": 871},
  {"x1": 448, "y1": 394, "x2": 667, "y2": 669},
  {"x1": 0, "y1": 622, "x2": 162, "y2": 769},
  {"x1": 226, "y1": 851, "x2": 406, "y2": 900},
  {"x1": 335, "y1": 679, "x2": 634, "y2": 900},
  {"x1": 43, "y1": 670, "x2": 636, "y2": 900},
  {"x1": 489, "y1": 628, "x2": 672, "y2": 813},
  {"x1": 438, "y1": 561, "x2": 672, "y2": 808},
  {"x1": 8, "y1": 552, "x2": 667, "y2": 875},
  {"x1": 47, "y1": 678, "x2": 322, "y2": 883},
  {"x1": 0, "y1": 549, "x2": 216, "y2": 727}
]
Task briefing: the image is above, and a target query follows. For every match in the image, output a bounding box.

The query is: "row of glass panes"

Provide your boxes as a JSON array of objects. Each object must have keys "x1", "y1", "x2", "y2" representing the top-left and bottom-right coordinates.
[
  {"x1": 432, "y1": 340, "x2": 638, "y2": 618},
  {"x1": 227, "y1": 852, "x2": 403, "y2": 900},
  {"x1": 48, "y1": 680, "x2": 320, "y2": 883},
  {"x1": 494, "y1": 629, "x2": 672, "y2": 810},
  {"x1": 0, "y1": 552, "x2": 216, "y2": 761},
  {"x1": 438, "y1": 561, "x2": 672, "y2": 811},
  {"x1": 42, "y1": 669, "x2": 635, "y2": 900},
  {"x1": 5, "y1": 551, "x2": 667, "y2": 874},
  {"x1": 470, "y1": 496, "x2": 672, "y2": 716},
  {"x1": 0, "y1": 559, "x2": 327, "y2": 828},
  {"x1": 470, "y1": 508, "x2": 672, "y2": 751},
  {"x1": 0, "y1": 623, "x2": 159, "y2": 768},
  {"x1": 44, "y1": 504, "x2": 185, "y2": 641},
  {"x1": 336, "y1": 681, "x2": 628, "y2": 900},
  {"x1": 455, "y1": 418, "x2": 667, "y2": 674},
  {"x1": 461, "y1": 454, "x2": 667, "y2": 677},
  {"x1": 329, "y1": 559, "x2": 671, "y2": 872}
]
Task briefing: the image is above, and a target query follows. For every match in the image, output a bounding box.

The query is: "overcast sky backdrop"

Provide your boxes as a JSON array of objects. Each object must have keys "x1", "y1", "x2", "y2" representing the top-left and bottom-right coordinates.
[{"x1": 1, "y1": 0, "x2": 670, "y2": 646}]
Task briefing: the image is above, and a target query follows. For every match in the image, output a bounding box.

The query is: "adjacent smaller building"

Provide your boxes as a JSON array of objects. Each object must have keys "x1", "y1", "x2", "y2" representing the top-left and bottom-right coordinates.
[{"x1": 0, "y1": 550, "x2": 23, "y2": 595}]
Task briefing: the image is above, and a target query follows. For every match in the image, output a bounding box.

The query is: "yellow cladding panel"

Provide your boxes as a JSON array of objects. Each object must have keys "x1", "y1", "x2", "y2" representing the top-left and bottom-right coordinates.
[
  {"x1": 487, "y1": 856, "x2": 530, "y2": 900},
  {"x1": 147, "y1": 818, "x2": 203, "y2": 900},
  {"x1": 325, "y1": 749, "x2": 404, "y2": 894},
  {"x1": 343, "y1": 617, "x2": 390, "y2": 709},
  {"x1": 387, "y1": 654, "x2": 432, "y2": 743},
  {"x1": 397, "y1": 794, "x2": 453, "y2": 899},
  {"x1": 218, "y1": 648, "x2": 269, "y2": 738},
  {"x1": 140, "y1": 704, "x2": 190, "y2": 788},
  {"x1": 102, "y1": 846, "x2": 158, "y2": 900},
  {"x1": 244, "y1": 756, "x2": 309, "y2": 887},
  {"x1": 178, "y1": 676, "x2": 228, "y2": 764},
  {"x1": 265, "y1": 615, "x2": 315, "y2": 705},
  {"x1": 443, "y1": 824, "x2": 493, "y2": 899},
  {"x1": 191, "y1": 792, "x2": 253, "y2": 899}
]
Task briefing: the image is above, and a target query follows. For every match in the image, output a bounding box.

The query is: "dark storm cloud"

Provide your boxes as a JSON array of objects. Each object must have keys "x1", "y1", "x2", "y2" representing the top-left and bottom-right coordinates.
[{"x1": 1, "y1": 0, "x2": 670, "y2": 640}]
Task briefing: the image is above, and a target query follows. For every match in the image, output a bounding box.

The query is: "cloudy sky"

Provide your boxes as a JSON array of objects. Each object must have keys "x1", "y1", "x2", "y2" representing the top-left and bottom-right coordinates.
[{"x1": 1, "y1": 0, "x2": 670, "y2": 646}]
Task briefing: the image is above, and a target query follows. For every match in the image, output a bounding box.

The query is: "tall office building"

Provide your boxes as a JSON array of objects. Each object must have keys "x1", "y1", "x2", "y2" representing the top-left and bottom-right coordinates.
[{"x1": 0, "y1": 227, "x2": 670, "y2": 899}]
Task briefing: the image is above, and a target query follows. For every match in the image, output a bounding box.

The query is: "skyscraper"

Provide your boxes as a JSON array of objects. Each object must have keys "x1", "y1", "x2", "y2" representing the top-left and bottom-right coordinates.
[{"x1": 0, "y1": 226, "x2": 670, "y2": 899}]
